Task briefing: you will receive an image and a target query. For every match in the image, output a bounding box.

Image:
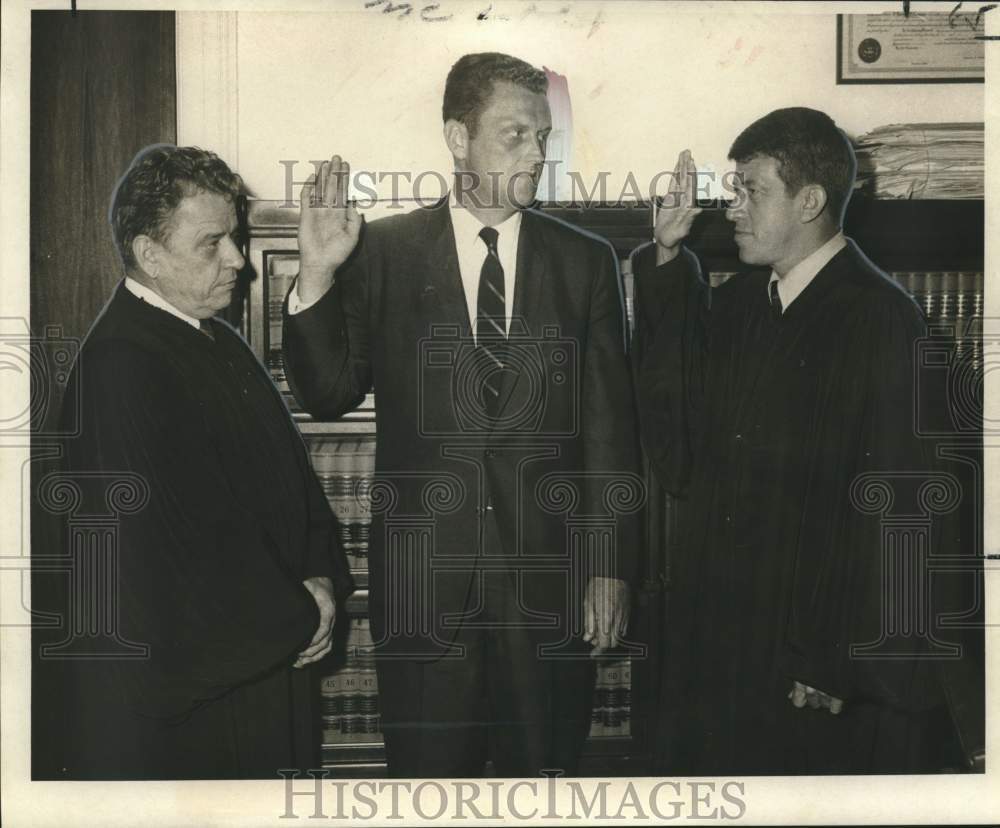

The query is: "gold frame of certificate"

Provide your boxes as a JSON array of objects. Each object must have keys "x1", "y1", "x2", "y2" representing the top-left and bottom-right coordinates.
[{"x1": 836, "y1": 11, "x2": 985, "y2": 84}]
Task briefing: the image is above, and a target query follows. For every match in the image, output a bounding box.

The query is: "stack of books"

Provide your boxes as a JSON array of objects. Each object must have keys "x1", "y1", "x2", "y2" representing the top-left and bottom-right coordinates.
[
  {"x1": 892, "y1": 270, "x2": 983, "y2": 338},
  {"x1": 307, "y1": 436, "x2": 376, "y2": 579},
  {"x1": 320, "y1": 617, "x2": 382, "y2": 747},
  {"x1": 265, "y1": 253, "x2": 300, "y2": 386},
  {"x1": 854, "y1": 123, "x2": 983, "y2": 199},
  {"x1": 589, "y1": 656, "x2": 631, "y2": 739}
]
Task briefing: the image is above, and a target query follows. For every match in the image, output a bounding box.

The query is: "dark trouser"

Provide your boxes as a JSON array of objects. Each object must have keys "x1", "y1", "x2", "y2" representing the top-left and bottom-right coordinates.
[{"x1": 377, "y1": 513, "x2": 595, "y2": 778}]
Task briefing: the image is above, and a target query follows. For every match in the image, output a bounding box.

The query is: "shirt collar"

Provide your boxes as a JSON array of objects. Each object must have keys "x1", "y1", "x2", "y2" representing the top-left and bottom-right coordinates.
[
  {"x1": 124, "y1": 276, "x2": 202, "y2": 330},
  {"x1": 768, "y1": 231, "x2": 847, "y2": 312},
  {"x1": 448, "y1": 195, "x2": 522, "y2": 255}
]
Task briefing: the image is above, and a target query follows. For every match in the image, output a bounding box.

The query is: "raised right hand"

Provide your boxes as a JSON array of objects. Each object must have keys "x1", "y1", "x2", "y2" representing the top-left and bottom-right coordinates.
[
  {"x1": 296, "y1": 154, "x2": 363, "y2": 304},
  {"x1": 653, "y1": 149, "x2": 703, "y2": 265}
]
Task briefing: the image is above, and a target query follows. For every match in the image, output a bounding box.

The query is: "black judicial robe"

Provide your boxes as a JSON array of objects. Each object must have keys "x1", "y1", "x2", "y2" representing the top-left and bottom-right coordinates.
[
  {"x1": 38, "y1": 283, "x2": 353, "y2": 779},
  {"x1": 632, "y1": 240, "x2": 945, "y2": 775}
]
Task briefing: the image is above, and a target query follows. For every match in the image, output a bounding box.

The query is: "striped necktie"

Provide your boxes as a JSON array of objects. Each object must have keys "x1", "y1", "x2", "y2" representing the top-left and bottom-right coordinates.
[
  {"x1": 476, "y1": 226, "x2": 506, "y2": 418},
  {"x1": 769, "y1": 279, "x2": 783, "y2": 320}
]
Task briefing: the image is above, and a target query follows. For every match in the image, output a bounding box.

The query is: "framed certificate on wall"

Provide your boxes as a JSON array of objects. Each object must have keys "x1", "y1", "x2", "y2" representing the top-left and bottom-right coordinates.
[{"x1": 837, "y1": 12, "x2": 985, "y2": 84}]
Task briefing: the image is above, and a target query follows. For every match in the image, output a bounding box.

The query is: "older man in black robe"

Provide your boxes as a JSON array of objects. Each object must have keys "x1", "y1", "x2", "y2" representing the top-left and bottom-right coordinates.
[
  {"x1": 633, "y1": 108, "x2": 950, "y2": 774},
  {"x1": 35, "y1": 145, "x2": 353, "y2": 779}
]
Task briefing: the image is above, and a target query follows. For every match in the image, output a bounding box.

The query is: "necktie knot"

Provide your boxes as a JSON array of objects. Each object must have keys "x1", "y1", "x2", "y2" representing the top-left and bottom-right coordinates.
[{"x1": 479, "y1": 226, "x2": 500, "y2": 255}]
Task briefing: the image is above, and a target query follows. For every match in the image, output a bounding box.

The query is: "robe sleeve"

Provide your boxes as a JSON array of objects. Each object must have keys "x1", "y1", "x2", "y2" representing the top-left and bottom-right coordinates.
[
  {"x1": 630, "y1": 241, "x2": 711, "y2": 495},
  {"x1": 783, "y1": 291, "x2": 942, "y2": 711},
  {"x1": 302, "y1": 444, "x2": 356, "y2": 603},
  {"x1": 69, "y1": 339, "x2": 321, "y2": 720},
  {"x1": 282, "y1": 226, "x2": 373, "y2": 420}
]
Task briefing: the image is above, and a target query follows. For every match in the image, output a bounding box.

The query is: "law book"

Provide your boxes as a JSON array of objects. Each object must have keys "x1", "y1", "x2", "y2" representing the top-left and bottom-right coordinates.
[
  {"x1": 306, "y1": 438, "x2": 376, "y2": 576},
  {"x1": 341, "y1": 439, "x2": 375, "y2": 578},
  {"x1": 588, "y1": 657, "x2": 631, "y2": 739},
  {"x1": 266, "y1": 254, "x2": 300, "y2": 386},
  {"x1": 322, "y1": 619, "x2": 383, "y2": 745}
]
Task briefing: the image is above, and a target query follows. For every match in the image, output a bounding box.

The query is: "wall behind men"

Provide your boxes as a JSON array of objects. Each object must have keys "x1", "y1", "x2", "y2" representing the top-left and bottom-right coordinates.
[
  {"x1": 177, "y1": 4, "x2": 983, "y2": 213},
  {"x1": 30, "y1": 9, "x2": 178, "y2": 779}
]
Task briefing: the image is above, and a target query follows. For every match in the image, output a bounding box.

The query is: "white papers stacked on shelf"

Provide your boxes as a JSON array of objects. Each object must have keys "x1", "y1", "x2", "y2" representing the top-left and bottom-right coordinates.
[{"x1": 854, "y1": 123, "x2": 983, "y2": 199}]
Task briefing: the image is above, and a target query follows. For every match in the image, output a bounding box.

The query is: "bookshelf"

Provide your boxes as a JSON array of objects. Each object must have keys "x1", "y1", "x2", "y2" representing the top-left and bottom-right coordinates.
[{"x1": 241, "y1": 196, "x2": 984, "y2": 775}]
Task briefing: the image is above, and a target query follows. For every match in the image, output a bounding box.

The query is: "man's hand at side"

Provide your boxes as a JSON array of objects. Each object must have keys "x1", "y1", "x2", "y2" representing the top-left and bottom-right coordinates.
[
  {"x1": 654, "y1": 149, "x2": 703, "y2": 266},
  {"x1": 295, "y1": 576, "x2": 336, "y2": 668},
  {"x1": 788, "y1": 680, "x2": 845, "y2": 715},
  {"x1": 583, "y1": 576, "x2": 630, "y2": 655},
  {"x1": 296, "y1": 154, "x2": 363, "y2": 305}
]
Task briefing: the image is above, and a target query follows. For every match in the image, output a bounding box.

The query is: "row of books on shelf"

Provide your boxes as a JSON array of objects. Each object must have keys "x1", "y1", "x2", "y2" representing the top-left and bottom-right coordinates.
[
  {"x1": 890, "y1": 271, "x2": 983, "y2": 324},
  {"x1": 892, "y1": 271, "x2": 983, "y2": 372},
  {"x1": 308, "y1": 437, "x2": 376, "y2": 573},
  {"x1": 266, "y1": 253, "x2": 298, "y2": 386},
  {"x1": 590, "y1": 657, "x2": 632, "y2": 739},
  {"x1": 322, "y1": 618, "x2": 381, "y2": 746}
]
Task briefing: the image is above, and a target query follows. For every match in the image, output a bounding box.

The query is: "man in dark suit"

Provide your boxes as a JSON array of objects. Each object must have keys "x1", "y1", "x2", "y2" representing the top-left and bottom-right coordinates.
[
  {"x1": 283, "y1": 52, "x2": 642, "y2": 777},
  {"x1": 35, "y1": 145, "x2": 354, "y2": 779},
  {"x1": 632, "y1": 108, "x2": 947, "y2": 774}
]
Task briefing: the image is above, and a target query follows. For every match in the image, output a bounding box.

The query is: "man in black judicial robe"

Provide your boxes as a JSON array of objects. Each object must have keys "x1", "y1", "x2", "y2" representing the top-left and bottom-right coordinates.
[
  {"x1": 34, "y1": 145, "x2": 353, "y2": 779},
  {"x1": 632, "y1": 109, "x2": 950, "y2": 774},
  {"x1": 282, "y1": 53, "x2": 641, "y2": 777}
]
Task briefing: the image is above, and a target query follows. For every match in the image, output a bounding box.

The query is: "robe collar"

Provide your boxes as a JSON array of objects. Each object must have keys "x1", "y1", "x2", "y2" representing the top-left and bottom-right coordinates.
[
  {"x1": 768, "y1": 231, "x2": 846, "y2": 314},
  {"x1": 124, "y1": 276, "x2": 201, "y2": 330}
]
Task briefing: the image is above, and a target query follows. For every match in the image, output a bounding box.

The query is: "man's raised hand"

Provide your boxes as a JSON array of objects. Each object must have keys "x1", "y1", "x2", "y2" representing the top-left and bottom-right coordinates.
[
  {"x1": 653, "y1": 149, "x2": 703, "y2": 265},
  {"x1": 296, "y1": 155, "x2": 363, "y2": 305}
]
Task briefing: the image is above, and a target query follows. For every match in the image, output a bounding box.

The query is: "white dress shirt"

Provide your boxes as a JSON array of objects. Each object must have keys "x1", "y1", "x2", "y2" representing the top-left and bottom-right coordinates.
[
  {"x1": 768, "y1": 231, "x2": 847, "y2": 313},
  {"x1": 448, "y1": 199, "x2": 521, "y2": 340},
  {"x1": 125, "y1": 276, "x2": 201, "y2": 329},
  {"x1": 287, "y1": 197, "x2": 523, "y2": 342}
]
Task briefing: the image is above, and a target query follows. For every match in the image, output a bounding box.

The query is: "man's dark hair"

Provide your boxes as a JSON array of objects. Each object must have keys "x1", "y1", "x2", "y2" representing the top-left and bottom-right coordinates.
[
  {"x1": 110, "y1": 144, "x2": 243, "y2": 271},
  {"x1": 443, "y1": 52, "x2": 548, "y2": 137},
  {"x1": 728, "y1": 107, "x2": 857, "y2": 224}
]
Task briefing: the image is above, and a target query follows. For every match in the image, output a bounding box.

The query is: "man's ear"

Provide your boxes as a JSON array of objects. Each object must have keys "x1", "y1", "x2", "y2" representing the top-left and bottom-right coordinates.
[
  {"x1": 132, "y1": 234, "x2": 161, "y2": 279},
  {"x1": 799, "y1": 184, "x2": 828, "y2": 223},
  {"x1": 443, "y1": 119, "x2": 470, "y2": 161}
]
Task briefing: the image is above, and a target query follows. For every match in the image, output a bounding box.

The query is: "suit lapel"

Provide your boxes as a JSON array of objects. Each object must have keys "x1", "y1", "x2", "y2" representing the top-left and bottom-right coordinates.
[
  {"x1": 492, "y1": 210, "x2": 547, "y2": 425},
  {"x1": 510, "y1": 210, "x2": 546, "y2": 336},
  {"x1": 421, "y1": 198, "x2": 473, "y2": 335}
]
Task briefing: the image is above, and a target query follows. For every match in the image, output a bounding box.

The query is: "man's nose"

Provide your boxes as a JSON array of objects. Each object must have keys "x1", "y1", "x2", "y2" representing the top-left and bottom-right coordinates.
[
  {"x1": 527, "y1": 136, "x2": 546, "y2": 163},
  {"x1": 724, "y1": 199, "x2": 743, "y2": 223},
  {"x1": 225, "y1": 238, "x2": 246, "y2": 270}
]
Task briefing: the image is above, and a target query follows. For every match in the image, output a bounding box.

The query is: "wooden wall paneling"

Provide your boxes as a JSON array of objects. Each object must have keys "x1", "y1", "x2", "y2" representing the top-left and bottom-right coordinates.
[
  {"x1": 30, "y1": 10, "x2": 177, "y2": 409},
  {"x1": 30, "y1": 10, "x2": 176, "y2": 780}
]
